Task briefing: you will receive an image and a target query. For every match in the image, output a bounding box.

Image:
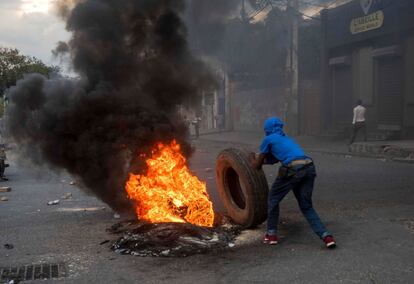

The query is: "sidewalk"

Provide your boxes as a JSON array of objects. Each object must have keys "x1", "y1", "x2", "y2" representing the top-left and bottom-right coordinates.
[
  {"x1": 199, "y1": 131, "x2": 414, "y2": 163},
  {"x1": 350, "y1": 140, "x2": 414, "y2": 163},
  {"x1": 199, "y1": 131, "x2": 349, "y2": 154}
]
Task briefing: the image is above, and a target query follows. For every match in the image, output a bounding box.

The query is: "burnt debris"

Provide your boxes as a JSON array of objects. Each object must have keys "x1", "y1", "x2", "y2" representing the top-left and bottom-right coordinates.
[{"x1": 109, "y1": 220, "x2": 241, "y2": 257}]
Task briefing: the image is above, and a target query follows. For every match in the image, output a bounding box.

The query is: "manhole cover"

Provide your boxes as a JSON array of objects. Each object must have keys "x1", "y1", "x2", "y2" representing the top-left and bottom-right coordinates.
[{"x1": 0, "y1": 263, "x2": 66, "y2": 283}]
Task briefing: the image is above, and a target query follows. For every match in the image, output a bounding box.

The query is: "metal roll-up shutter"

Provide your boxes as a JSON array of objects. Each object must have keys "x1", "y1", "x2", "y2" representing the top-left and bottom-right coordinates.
[
  {"x1": 332, "y1": 66, "x2": 353, "y2": 125},
  {"x1": 377, "y1": 57, "x2": 403, "y2": 129}
]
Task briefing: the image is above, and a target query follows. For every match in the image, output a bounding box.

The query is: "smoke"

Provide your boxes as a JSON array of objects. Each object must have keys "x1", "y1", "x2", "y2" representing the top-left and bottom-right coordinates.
[
  {"x1": 51, "y1": 41, "x2": 69, "y2": 57},
  {"x1": 189, "y1": 0, "x2": 240, "y2": 22},
  {"x1": 186, "y1": 0, "x2": 240, "y2": 54},
  {"x1": 6, "y1": 0, "x2": 214, "y2": 213}
]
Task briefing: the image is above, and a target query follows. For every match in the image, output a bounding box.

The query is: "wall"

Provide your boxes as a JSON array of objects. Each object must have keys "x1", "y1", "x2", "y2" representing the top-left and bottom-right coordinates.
[
  {"x1": 352, "y1": 46, "x2": 377, "y2": 128},
  {"x1": 325, "y1": 0, "x2": 414, "y2": 48},
  {"x1": 231, "y1": 84, "x2": 287, "y2": 131},
  {"x1": 299, "y1": 80, "x2": 321, "y2": 135},
  {"x1": 403, "y1": 33, "x2": 414, "y2": 136}
]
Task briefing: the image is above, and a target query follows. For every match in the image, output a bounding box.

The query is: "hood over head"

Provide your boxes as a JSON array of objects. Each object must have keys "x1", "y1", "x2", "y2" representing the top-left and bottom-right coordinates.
[{"x1": 264, "y1": 117, "x2": 285, "y2": 136}]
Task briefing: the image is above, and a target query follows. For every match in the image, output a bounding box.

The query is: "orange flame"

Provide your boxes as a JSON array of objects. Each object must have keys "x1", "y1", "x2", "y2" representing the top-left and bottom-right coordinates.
[{"x1": 125, "y1": 141, "x2": 215, "y2": 227}]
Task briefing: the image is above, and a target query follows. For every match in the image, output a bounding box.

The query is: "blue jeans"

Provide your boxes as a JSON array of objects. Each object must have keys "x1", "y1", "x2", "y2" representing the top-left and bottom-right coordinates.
[{"x1": 267, "y1": 163, "x2": 331, "y2": 239}]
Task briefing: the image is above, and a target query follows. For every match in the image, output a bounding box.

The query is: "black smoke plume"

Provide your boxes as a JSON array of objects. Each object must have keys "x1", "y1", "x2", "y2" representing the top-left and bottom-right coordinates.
[
  {"x1": 6, "y1": 0, "x2": 214, "y2": 214},
  {"x1": 189, "y1": 0, "x2": 240, "y2": 21},
  {"x1": 186, "y1": 0, "x2": 240, "y2": 54}
]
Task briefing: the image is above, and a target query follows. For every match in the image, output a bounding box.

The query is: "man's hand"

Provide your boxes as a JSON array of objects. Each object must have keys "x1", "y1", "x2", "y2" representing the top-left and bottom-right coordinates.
[
  {"x1": 248, "y1": 152, "x2": 256, "y2": 167},
  {"x1": 249, "y1": 152, "x2": 265, "y2": 170}
]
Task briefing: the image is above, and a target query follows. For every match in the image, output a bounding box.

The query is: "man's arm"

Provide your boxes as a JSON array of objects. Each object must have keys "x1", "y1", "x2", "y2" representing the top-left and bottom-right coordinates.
[
  {"x1": 352, "y1": 107, "x2": 357, "y2": 124},
  {"x1": 249, "y1": 153, "x2": 266, "y2": 170}
]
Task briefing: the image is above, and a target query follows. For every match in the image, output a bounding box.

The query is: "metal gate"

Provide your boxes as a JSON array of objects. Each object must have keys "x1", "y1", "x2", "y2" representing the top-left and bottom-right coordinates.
[
  {"x1": 376, "y1": 57, "x2": 403, "y2": 129},
  {"x1": 332, "y1": 66, "x2": 353, "y2": 125},
  {"x1": 299, "y1": 80, "x2": 321, "y2": 135}
]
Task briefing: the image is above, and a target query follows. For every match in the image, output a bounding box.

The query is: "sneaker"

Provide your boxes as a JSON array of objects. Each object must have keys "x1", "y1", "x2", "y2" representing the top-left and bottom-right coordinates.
[
  {"x1": 323, "y1": 235, "x2": 336, "y2": 249},
  {"x1": 263, "y1": 234, "x2": 278, "y2": 245}
]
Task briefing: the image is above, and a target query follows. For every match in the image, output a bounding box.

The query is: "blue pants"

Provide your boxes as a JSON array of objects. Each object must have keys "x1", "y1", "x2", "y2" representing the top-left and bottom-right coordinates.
[{"x1": 267, "y1": 164, "x2": 331, "y2": 239}]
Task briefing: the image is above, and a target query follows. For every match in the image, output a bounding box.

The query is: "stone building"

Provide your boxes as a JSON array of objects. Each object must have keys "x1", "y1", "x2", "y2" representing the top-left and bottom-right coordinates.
[{"x1": 320, "y1": 0, "x2": 414, "y2": 138}]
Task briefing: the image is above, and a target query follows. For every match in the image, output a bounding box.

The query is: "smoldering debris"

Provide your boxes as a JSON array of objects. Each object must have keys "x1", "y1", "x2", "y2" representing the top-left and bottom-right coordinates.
[
  {"x1": 4, "y1": 244, "x2": 14, "y2": 250},
  {"x1": 0, "y1": 187, "x2": 11, "y2": 193},
  {"x1": 6, "y1": 0, "x2": 215, "y2": 214},
  {"x1": 109, "y1": 221, "x2": 241, "y2": 257},
  {"x1": 47, "y1": 200, "x2": 61, "y2": 206},
  {"x1": 61, "y1": 192, "x2": 73, "y2": 199}
]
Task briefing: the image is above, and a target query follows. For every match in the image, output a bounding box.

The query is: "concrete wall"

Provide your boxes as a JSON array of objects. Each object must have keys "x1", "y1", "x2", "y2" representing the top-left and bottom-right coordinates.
[
  {"x1": 231, "y1": 84, "x2": 287, "y2": 132},
  {"x1": 353, "y1": 46, "x2": 377, "y2": 129},
  {"x1": 403, "y1": 33, "x2": 414, "y2": 137},
  {"x1": 299, "y1": 80, "x2": 321, "y2": 136}
]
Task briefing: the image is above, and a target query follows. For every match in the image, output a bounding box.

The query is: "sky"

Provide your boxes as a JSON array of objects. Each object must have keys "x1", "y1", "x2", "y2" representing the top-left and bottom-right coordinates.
[{"x1": 0, "y1": 0, "x2": 69, "y2": 66}]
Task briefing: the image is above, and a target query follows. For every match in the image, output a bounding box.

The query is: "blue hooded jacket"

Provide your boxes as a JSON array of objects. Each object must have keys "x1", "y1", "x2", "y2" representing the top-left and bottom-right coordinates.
[{"x1": 259, "y1": 117, "x2": 309, "y2": 166}]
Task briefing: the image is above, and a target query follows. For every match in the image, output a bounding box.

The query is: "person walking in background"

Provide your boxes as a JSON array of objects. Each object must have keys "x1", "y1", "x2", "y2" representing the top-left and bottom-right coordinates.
[
  {"x1": 0, "y1": 145, "x2": 8, "y2": 181},
  {"x1": 350, "y1": 100, "x2": 367, "y2": 145},
  {"x1": 215, "y1": 114, "x2": 224, "y2": 133},
  {"x1": 183, "y1": 115, "x2": 191, "y2": 129},
  {"x1": 192, "y1": 116, "x2": 201, "y2": 139},
  {"x1": 250, "y1": 117, "x2": 336, "y2": 249}
]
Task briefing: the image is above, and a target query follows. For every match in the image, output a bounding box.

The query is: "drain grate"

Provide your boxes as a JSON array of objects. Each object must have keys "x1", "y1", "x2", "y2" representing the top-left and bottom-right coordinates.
[{"x1": 0, "y1": 263, "x2": 66, "y2": 282}]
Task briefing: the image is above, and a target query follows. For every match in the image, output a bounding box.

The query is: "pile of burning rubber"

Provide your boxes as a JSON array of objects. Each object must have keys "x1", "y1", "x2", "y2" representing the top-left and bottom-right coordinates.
[
  {"x1": 109, "y1": 220, "x2": 240, "y2": 257},
  {"x1": 108, "y1": 142, "x2": 268, "y2": 257}
]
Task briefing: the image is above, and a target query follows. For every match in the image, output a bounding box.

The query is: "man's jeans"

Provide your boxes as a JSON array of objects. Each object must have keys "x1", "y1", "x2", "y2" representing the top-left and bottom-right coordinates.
[
  {"x1": 350, "y1": 121, "x2": 367, "y2": 144},
  {"x1": 267, "y1": 163, "x2": 331, "y2": 239}
]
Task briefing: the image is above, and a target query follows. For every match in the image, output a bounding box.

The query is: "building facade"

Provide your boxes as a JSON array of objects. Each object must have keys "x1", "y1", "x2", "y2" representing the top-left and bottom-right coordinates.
[{"x1": 321, "y1": 0, "x2": 414, "y2": 138}]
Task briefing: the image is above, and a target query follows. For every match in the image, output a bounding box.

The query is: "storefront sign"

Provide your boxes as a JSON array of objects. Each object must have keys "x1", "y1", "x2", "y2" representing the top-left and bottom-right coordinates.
[
  {"x1": 350, "y1": 10, "x2": 384, "y2": 34},
  {"x1": 360, "y1": 0, "x2": 373, "y2": 15}
]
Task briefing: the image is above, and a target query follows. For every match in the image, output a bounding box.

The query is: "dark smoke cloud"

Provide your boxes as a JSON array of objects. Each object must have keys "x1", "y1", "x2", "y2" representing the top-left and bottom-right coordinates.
[
  {"x1": 52, "y1": 41, "x2": 69, "y2": 57},
  {"x1": 186, "y1": 0, "x2": 240, "y2": 54},
  {"x1": 6, "y1": 0, "x2": 214, "y2": 213},
  {"x1": 189, "y1": 0, "x2": 240, "y2": 22}
]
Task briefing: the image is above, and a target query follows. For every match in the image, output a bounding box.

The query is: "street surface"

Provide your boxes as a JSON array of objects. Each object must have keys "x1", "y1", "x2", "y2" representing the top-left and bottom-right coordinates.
[{"x1": 1, "y1": 135, "x2": 414, "y2": 283}]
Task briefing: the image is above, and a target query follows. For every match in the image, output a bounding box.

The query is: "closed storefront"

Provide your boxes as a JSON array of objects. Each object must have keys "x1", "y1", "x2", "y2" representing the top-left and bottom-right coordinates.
[
  {"x1": 332, "y1": 65, "x2": 353, "y2": 125},
  {"x1": 299, "y1": 80, "x2": 321, "y2": 136},
  {"x1": 376, "y1": 56, "x2": 403, "y2": 129},
  {"x1": 321, "y1": 0, "x2": 414, "y2": 138}
]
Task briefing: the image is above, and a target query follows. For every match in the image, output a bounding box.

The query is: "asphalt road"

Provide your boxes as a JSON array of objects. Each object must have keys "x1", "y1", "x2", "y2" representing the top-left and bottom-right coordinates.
[{"x1": 1, "y1": 137, "x2": 413, "y2": 283}]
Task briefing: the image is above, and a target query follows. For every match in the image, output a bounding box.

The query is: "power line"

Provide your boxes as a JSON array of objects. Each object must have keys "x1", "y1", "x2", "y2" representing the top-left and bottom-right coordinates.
[
  {"x1": 248, "y1": 4, "x2": 269, "y2": 20},
  {"x1": 294, "y1": 8, "x2": 322, "y2": 20},
  {"x1": 299, "y1": 0, "x2": 329, "y2": 8},
  {"x1": 296, "y1": 0, "x2": 411, "y2": 21},
  {"x1": 248, "y1": 0, "x2": 410, "y2": 28}
]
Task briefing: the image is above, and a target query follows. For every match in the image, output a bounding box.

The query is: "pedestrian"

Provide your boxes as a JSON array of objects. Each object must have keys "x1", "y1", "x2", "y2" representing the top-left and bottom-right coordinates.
[
  {"x1": 183, "y1": 115, "x2": 191, "y2": 129},
  {"x1": 192, "y1": 116, "x2": 201, "y2": 139},
  {"x1": 349, "y1": 99, "x2": 367, "y2": 144},
  {"x1": 250, "y1": 117, "x2": 336, "y2": 248},
  {"x1": 0, "y1": 145, "x2": 8, "y2": 181},
  {"x1": 215, "y1": 114, "x2": 224, "y2": 133}
]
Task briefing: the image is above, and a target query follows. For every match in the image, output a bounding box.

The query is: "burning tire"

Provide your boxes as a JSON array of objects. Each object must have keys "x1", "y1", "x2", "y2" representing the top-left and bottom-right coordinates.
[{"x1": 216, "y1": 148, "x2": 268, "y2": 228}]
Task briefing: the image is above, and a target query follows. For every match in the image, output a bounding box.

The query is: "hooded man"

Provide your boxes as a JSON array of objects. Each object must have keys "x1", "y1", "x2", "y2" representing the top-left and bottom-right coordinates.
[{"x1": 250, "y1": 117, "x2": 336, "y2": 248}]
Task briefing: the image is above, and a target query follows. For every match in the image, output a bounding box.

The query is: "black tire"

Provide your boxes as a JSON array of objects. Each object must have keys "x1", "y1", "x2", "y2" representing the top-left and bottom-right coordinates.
[{"x1": 216, "y1": 148, "x2": 268, "y2": 228}]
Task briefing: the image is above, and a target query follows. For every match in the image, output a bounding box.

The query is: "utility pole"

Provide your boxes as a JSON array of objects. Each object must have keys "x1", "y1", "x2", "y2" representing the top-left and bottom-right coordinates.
[{"x1": 285, "y1": 0, "x2": 299, "y2": 136}]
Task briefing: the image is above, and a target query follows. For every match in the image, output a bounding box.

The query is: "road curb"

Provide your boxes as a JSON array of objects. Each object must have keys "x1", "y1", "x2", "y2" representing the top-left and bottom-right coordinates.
[{"x1": 350, "y1": 142, "x2": 414, "y2": 162}]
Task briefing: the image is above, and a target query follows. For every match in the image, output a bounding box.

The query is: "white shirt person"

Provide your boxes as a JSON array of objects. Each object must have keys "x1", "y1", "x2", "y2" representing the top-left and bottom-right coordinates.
[
  {"x1": 350, "y1": 100, "x2": 367, "y2": 144},
  {"x1": 353, "y1": 104, "x2": 366, "y2": 124}
]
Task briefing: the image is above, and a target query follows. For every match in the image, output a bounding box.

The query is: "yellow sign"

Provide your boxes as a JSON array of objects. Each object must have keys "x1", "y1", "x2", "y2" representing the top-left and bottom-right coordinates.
[{"x1": 351, "y1": 10, "x2": 384, "y2": 35}]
